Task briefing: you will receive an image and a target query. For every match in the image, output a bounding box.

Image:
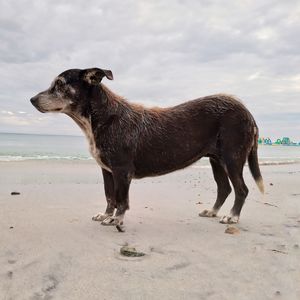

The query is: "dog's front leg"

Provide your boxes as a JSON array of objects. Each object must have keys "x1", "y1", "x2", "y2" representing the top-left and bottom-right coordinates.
[
  {"x1": 101, "y1": 168, "x2": 132, "y2": 226},
  {"x1": 92, "y1": 168, "x2": 116, "y2": 222}
]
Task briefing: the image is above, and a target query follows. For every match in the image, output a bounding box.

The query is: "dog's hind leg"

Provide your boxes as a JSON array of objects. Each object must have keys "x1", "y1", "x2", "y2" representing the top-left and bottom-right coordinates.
[
  {"x1": 220, "y1": 158, "x2": 249, "y2": 224},
  {"x1": 101, "y1": 168, "x2": 132, "y2": 226},
  {"x1": 199, "y1": 158, "x2": 232, "y2": 218},
  {"x1": 92, "y1": 168, "x2": 116, "y2": 222}
]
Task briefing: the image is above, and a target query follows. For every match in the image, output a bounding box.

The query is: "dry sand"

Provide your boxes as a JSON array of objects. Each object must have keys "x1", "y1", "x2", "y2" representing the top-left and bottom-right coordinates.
[{"x1": 0, "y1": 160, "x2": 299, "y2": 300}]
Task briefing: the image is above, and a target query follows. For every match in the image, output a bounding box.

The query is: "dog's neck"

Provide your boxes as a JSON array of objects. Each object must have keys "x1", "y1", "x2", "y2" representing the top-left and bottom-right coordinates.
[
  {"x1": 65, "y1": 94, "x2": 112, "y2": 171},
  {"x1": 66, "y1": 85, "x2": 115, "y2": 128}
]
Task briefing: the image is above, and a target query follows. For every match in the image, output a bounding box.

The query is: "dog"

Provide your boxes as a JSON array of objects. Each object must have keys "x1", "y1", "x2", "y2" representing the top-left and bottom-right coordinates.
[{"x1": 30, "y1": 67, "x2": 264, "y2": 229}]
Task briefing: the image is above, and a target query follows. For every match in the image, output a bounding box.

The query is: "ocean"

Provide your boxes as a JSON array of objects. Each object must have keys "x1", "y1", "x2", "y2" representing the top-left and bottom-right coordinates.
[
  {"x1": 0, "y1": 132, "x2": 90, "y2": 161},
  {"x1": 0, "y1": 132, "x2": 300, "y2": 165}
]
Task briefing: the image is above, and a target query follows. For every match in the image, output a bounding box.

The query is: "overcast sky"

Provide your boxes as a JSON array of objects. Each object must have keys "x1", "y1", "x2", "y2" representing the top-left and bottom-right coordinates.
[{"x1": 0, "y1": 0, "x2": 299, "y2": 140}]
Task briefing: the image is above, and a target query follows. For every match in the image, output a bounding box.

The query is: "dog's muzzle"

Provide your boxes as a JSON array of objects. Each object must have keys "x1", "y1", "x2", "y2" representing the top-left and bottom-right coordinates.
[{"x1": 30, "y1": 96, "x2": 45, "y2": 113}]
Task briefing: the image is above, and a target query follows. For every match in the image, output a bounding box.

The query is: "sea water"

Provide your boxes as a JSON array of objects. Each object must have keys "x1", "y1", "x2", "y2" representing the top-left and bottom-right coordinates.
[
  {"x1": 0, "y1": 132, "x2": 90, "y2": 161},
  {"x1": 0, "y1": 132, "x2": 300, "y2": 165}
]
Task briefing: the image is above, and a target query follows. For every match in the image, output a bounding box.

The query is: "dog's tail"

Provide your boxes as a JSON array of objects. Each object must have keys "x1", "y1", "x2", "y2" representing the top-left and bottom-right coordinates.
[{"x1": 248, "y1": 127, "x2": 264, "y2": 194}]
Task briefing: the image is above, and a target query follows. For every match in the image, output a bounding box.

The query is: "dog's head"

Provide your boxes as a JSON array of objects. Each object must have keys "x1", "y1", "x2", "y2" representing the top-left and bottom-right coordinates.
[{"x1": 30, "y1": 68, "x2": 113, "y2": 114}]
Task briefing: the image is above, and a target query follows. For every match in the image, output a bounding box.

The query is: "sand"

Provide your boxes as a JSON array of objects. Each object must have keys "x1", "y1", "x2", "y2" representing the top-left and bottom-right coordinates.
[{"x1": 0, "y1": 160, "x2": 299, "y2": 300}]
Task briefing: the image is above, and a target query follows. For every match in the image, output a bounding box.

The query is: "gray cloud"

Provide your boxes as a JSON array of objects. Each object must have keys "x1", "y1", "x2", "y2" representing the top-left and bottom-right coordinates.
[{"x1": 0, "y1": 0, "x2": 299, "y2": 140}]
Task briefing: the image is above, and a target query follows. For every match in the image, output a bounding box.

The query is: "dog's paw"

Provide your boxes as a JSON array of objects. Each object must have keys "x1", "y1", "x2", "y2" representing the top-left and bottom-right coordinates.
[
  {"x1": 219, "y1": 215, "x2": 239, "y2": 224},
  {"x1": 199, "y1": 209, "x2": 217, "y2": 218},
  {"x1": 101, "y1": 215, "x2": 124, "y2": 226},
  {"x1": 92, "y1": 212, "x2": 112, "y2": 222}
]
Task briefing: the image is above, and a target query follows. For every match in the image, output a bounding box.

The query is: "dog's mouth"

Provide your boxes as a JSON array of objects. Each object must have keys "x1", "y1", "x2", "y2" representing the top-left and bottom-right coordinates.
[
  {"x1": 30, "y1": 98, "x2": 63, "y2": 113},
  {"x1": 52, "y1": 108, "x2": 63, "y2": 112},
  {"x1": 35, "y1": 107, "x2": 62, "y2": 113}
]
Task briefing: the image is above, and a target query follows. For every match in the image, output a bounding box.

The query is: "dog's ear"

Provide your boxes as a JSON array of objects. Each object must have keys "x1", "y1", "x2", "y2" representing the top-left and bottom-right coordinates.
[{"x1": 83, "y1": 68, "x2": 113, "y2": 84}]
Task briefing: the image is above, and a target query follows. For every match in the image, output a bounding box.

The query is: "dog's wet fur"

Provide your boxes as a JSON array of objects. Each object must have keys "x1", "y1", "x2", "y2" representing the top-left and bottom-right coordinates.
[{"x1": 30, "y1": 68, "x2": 264, "y2": 227}]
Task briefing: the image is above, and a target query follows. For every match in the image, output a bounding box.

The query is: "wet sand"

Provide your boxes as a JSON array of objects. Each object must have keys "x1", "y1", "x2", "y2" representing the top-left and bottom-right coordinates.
[{"x1": 0, "y1": 161, "x2": 299, "y2": 300}]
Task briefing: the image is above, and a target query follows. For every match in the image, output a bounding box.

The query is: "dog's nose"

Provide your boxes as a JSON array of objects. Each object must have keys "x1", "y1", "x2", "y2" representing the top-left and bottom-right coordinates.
[{"x1": 30, "y1": 97, "x2": 37, "y2": 106}]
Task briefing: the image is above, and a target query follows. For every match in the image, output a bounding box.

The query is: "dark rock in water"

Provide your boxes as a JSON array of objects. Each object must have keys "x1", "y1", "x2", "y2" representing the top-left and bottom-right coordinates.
[
  {"x1": 120, "y1": 246, "x2": 145, "y2": 257},
  {"x1": 269, "y1": 183, "x2": 274, "y2": 186},
  {"x1": 11, "y1": 192, "x2": 20, "y2": 195}
]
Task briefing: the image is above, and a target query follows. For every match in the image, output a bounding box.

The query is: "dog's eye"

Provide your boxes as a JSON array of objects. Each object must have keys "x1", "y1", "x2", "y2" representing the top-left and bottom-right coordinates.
[{"x1": 56, "y1": 79, "x2": 64, "y2": 88}]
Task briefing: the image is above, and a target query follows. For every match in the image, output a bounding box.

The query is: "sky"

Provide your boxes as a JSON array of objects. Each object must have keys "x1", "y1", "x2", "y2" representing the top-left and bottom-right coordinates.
[{"x1": 0, "y1": 0, "x2": 299, "y2": 140}]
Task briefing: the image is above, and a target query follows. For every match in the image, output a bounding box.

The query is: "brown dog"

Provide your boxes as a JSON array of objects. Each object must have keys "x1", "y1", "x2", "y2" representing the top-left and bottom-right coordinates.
[{"x1": 30, "y1": 68, "x2": 264, "y2": 228}]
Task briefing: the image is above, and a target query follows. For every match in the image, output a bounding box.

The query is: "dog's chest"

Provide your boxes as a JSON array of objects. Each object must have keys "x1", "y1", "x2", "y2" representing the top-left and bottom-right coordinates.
[
  {"x1": 81, "y1": 120, "x2": 112, "y2": 172},
  {"x1": 88, "y1": 135, "x2": 111, "y2": 172}
]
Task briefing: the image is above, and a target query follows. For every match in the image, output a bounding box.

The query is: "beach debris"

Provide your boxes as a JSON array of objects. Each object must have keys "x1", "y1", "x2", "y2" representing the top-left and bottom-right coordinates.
[
  {"x1": 9, "y1": 226, "x2": 14, "y2": 229},
  {"x1": 268, "y1": 249, "x2": 288, "y2": 255},
  {"x1": 120, "y1": 246, "x2": 145, "y2": 257},
  {"x1": 275, "y1": 291, "x2": 281, "y2": 296},
  {"x1": 225, "y1": 226, "x2": 240, "y2": 235},
  {"x1": 11, "y1": 192, "x2": 20, "y2": 195},
  {"x1": 116, "y1": 225, "x2": 125, "y2": 232},
  {"x1": 283, "y1": 223, "x2": 300, "y2": 228},
  {"x1": 269, "y1": 183, "x2": 273, "y2": 186},
  {"x1": 263, "y1": 202, "x2": 278, "y2": 208},
  {"x1": 196, "y1": 201, "x2": 203, "y2": 205}
]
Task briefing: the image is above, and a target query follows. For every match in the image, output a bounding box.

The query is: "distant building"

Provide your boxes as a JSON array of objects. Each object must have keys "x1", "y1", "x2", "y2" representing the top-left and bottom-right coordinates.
[
  {"x1": 282, "y1": 137, "x2": 291, "y2": 145},
  {"x1": 263, "y1": 137, "x2": 272, "y2": 145},
  {"x1": 258, "y1": 136, "x2": 300, "y2": 146},
  {"x1": 274, "y1": 139, "x2": 282, "y2": 145}
]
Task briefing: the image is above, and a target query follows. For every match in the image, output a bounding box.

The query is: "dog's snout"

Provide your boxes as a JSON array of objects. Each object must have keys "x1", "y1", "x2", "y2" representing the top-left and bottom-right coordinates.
[
  {"x1": 30, "y1": 97, "x2": 37, "y2": 106},
  {"x1": 30, "y1": 96, "x2": 46, "y2": 113}
]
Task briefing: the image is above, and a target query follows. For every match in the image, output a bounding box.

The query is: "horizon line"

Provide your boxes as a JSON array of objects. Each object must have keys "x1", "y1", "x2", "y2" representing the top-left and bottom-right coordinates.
[
  {"x1": 1, "y1": 131, "x2": 300, "y2": 141},
  {"x1": 0, "y1": 131, "x2": 83, "y2": 138}
]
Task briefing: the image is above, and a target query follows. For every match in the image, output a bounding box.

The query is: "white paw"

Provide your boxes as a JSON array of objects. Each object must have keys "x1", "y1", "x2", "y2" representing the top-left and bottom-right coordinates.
[
  {"x1": 92, "y1": 212, "x2": 112, "y2": 222},
  {"x1": 220, "y1": 215, "x2": 239, "y2": 224},
  {"x1": 199, "y1": 209, "x2": 218, "y2": 218},
  {"x1": 101, "y1": 215, "x2": 124, "y2": 226}
]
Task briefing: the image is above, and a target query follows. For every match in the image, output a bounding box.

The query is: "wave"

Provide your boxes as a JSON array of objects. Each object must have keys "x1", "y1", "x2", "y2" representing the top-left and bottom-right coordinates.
[
  {"x1": 258, "y1": 160, "x2": 300, "y2": 166},
  {"x1": 0, "y1": 155, "x2": 93, "y2": 162},
  {"x1": 192, "y1": 159, "x2": 300, "y2": 169}
]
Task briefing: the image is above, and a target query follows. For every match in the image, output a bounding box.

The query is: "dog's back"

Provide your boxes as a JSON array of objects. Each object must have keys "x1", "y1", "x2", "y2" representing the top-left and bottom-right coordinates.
[{"x1": 104, "y1": 92, "x2": 256, "y2": 179}]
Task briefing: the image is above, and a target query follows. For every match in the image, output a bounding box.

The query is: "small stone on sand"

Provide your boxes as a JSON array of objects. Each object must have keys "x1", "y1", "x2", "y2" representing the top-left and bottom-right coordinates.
[
  {"x1": 225, "y1": 226, "x2": 240, "y2": 235},
  {"x1": 275, "y1": 291, "x2": 281, "y2": 296},
  {"x1": 11, "y1": 192, "x2": 20, "y2": 195},
  {"x1": 120, "y1": 246, "x2": 145, "y2": 257}
]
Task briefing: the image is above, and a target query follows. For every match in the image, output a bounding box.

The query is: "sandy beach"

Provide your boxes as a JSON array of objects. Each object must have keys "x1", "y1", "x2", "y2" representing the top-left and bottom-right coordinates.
[{"x1": 0, "y1": 160, "x2": 299, "y2": 300}]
